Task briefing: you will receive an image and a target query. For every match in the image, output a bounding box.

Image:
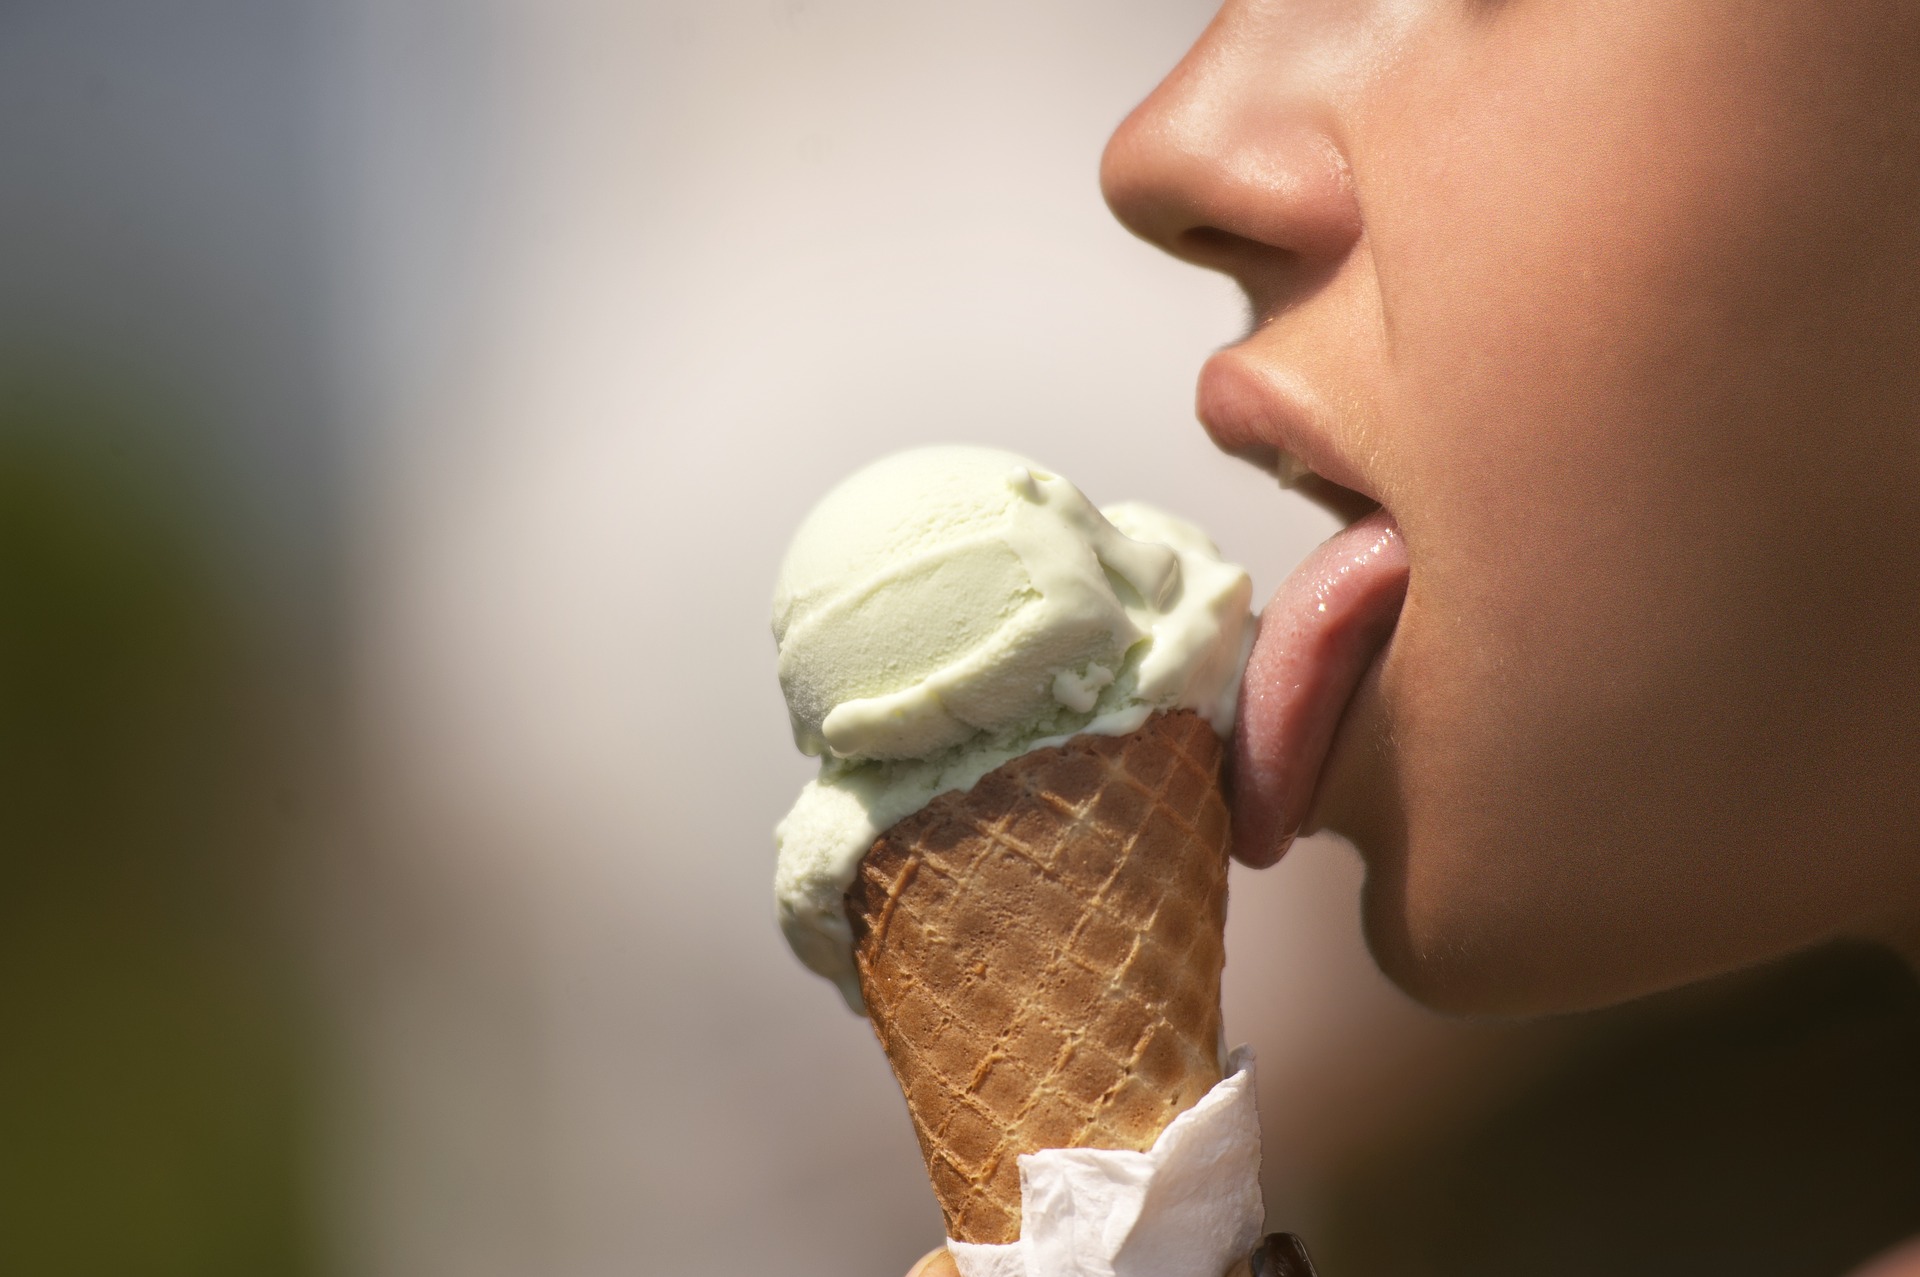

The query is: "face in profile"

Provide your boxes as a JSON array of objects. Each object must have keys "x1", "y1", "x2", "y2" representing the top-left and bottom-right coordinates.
[{"x1": 1102, "y1": 0, "x2": 1920, "y2": 1015}]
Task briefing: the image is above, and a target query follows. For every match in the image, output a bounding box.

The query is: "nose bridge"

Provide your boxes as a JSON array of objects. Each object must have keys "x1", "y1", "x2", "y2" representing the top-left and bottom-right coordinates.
[{"x1": 1101, "y1": 2, "x2": 1364, "y2": 267}]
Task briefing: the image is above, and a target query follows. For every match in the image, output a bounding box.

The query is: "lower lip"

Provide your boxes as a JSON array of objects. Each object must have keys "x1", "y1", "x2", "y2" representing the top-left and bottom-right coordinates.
[{"x1": 1233, "y1": 508, "x2": 1410, "y2": 866}]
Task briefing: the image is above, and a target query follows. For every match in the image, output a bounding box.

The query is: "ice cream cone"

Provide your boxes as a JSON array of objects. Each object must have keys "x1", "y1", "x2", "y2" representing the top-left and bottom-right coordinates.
[{"x1": 847, "y1": 708, "x2": 1232, "y2": 1245}]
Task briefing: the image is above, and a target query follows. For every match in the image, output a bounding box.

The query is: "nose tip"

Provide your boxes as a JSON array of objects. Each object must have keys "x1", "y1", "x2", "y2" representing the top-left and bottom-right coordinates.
[{"x1": 1100, "y1": 45, "x2": 1361, "y2": 276}]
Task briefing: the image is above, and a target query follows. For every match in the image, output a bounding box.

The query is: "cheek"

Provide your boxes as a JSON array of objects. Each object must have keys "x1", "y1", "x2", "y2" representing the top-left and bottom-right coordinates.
[{"x1": 1331, "y1": 2, "x2": 1920, "y2": 1011}]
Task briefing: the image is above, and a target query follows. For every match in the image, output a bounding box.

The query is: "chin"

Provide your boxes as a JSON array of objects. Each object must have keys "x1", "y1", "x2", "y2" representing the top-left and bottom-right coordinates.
[
  {"x1": 1353, "y1": 867, "x2": 1546, "y2": 1018},
  {"x1": 1308, "y1": 653, "x2": 1667, "y2": 1018},
  {"x1": 1352, "y1": 880, "x2": 1615, "y2": 1019},
  {"x1": 1340, "y1": 821, "x2": 1516, "y2": 1018},
  {"x1": 1348, "y1": 824, "x2": 1751, "y2": 1020}
]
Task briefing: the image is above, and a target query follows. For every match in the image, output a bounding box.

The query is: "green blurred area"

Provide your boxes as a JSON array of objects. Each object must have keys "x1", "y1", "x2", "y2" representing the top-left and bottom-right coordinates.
[{"x1": 0, "y1": 373, "x2": 318, "y2": 1277}]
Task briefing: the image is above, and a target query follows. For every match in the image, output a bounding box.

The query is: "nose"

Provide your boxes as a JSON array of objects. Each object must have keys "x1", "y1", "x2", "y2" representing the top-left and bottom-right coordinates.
[{"x1": 1100, "y1": 8, "x2": 1363, "y2": 285}]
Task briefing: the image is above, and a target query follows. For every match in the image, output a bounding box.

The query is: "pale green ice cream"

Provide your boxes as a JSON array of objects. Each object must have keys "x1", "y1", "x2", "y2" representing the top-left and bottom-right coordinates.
[{"x1": 773, "y1": 446, "x2": 1254, "y2": 1010}]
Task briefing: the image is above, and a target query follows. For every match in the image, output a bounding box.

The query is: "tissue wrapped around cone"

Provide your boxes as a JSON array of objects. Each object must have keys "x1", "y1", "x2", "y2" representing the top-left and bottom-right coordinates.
[{"x1": 847, "y1": 709, "x2": 1232, "y2": 1245}]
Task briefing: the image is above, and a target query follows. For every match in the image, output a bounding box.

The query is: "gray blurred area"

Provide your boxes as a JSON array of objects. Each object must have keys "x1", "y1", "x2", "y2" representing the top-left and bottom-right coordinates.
[{"x1": 3, "y1": 3, "x2": 1916, "y2": 1277}]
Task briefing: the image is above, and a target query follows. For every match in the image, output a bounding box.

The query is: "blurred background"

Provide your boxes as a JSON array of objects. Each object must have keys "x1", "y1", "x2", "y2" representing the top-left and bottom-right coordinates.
[{"x1": 3, "y1": 2, "x2": 1917, "y2": 1276}]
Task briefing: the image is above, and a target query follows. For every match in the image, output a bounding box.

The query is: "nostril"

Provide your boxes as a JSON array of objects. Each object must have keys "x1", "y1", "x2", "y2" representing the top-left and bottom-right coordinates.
[
  {"x1": 1175, "y1": 225, "x2": 1312, "y2": 279},
  {"x1": 1179, "y1": 225, "x2": 1255, "y2": 259}
]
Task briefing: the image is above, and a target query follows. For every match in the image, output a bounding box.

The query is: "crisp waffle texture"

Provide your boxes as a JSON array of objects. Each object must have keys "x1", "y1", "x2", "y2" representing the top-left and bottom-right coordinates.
[{"x1": 848, "y1": 710, "x2": 1232, "y2": 1245}]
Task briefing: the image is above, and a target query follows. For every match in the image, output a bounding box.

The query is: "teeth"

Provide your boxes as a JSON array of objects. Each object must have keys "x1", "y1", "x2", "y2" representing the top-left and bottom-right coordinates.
[{"x1": 1273, "y1": 450, "x2": 1314, "y2": 489}]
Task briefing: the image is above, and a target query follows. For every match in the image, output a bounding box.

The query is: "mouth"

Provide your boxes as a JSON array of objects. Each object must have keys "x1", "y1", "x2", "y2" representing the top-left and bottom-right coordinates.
[
  {"x1": 1197, "y1": 350, "x2": 1382, "y2": 514},
  {"x1": 1198, "y1": 350, "x2": 1408, "y2": 867}
]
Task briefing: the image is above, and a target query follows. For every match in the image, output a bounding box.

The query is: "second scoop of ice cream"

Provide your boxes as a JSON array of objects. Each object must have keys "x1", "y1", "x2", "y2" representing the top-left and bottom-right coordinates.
[{"x1": 773, "y1": 446, "x2": 1254, "y2": 1009}]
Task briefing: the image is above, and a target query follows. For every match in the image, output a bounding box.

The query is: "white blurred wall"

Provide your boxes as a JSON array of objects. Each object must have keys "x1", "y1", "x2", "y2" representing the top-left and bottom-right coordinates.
[{"x1": 321, "y1": 3, "x2": 1499, "y2": 1274}]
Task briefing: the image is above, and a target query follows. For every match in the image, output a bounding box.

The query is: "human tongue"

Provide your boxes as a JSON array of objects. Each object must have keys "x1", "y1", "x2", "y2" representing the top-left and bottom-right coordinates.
[{"x1": 1233, "y1": 508, "x2": 1409, "y2": 866}]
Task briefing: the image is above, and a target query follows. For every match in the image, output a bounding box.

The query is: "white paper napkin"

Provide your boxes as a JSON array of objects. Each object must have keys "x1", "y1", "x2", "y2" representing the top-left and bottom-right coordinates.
[{"x1": 945, "y1": 1046, "x2": 1265, "y2": 1277}]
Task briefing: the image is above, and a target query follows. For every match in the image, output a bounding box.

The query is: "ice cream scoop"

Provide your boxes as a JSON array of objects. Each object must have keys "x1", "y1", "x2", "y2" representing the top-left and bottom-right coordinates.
[
  {"x1": 771, "y1": 446, "x2": 1268, "y2": 1275},
  {"x1": 772, "y1": 445, "x2": 1254, "y2": 1008}
]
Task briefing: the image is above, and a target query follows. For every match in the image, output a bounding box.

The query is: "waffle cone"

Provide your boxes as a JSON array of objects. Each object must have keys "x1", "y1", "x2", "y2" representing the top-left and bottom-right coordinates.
[{"x1": 847, "y1": 709, "x2": 1232, "y2": 1245}]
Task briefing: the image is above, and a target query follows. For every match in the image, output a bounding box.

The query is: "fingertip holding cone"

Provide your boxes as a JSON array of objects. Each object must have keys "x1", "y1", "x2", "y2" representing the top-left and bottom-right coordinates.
[
  {"x1": 1251, "y1": 1233, "x2": 1320, "y2": 1277},
  {"x1": 848, "y1": 710, "x2": 1233, "y2": 1245},
  {"x1": 908, "y1": 1247, "x2": 962, "y2": 1277}
]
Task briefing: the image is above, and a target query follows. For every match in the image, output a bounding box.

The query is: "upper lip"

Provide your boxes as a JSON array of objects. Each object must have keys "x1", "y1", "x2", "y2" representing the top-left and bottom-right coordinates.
[{"x1": 1196, "y1": 348, "x2": 1381, "y2": 521}]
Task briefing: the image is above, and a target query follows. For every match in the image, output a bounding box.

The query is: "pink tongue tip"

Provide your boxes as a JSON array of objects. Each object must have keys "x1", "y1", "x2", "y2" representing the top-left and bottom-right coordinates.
[{"x1": 1233, "y1": 508, "x2": 1409, "y2": 867}]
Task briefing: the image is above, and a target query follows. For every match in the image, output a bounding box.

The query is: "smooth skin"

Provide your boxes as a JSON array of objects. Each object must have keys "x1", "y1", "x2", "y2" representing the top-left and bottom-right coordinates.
[{"x1": 904, "y1": 1, "x2": 1920, "y2": 1270}]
